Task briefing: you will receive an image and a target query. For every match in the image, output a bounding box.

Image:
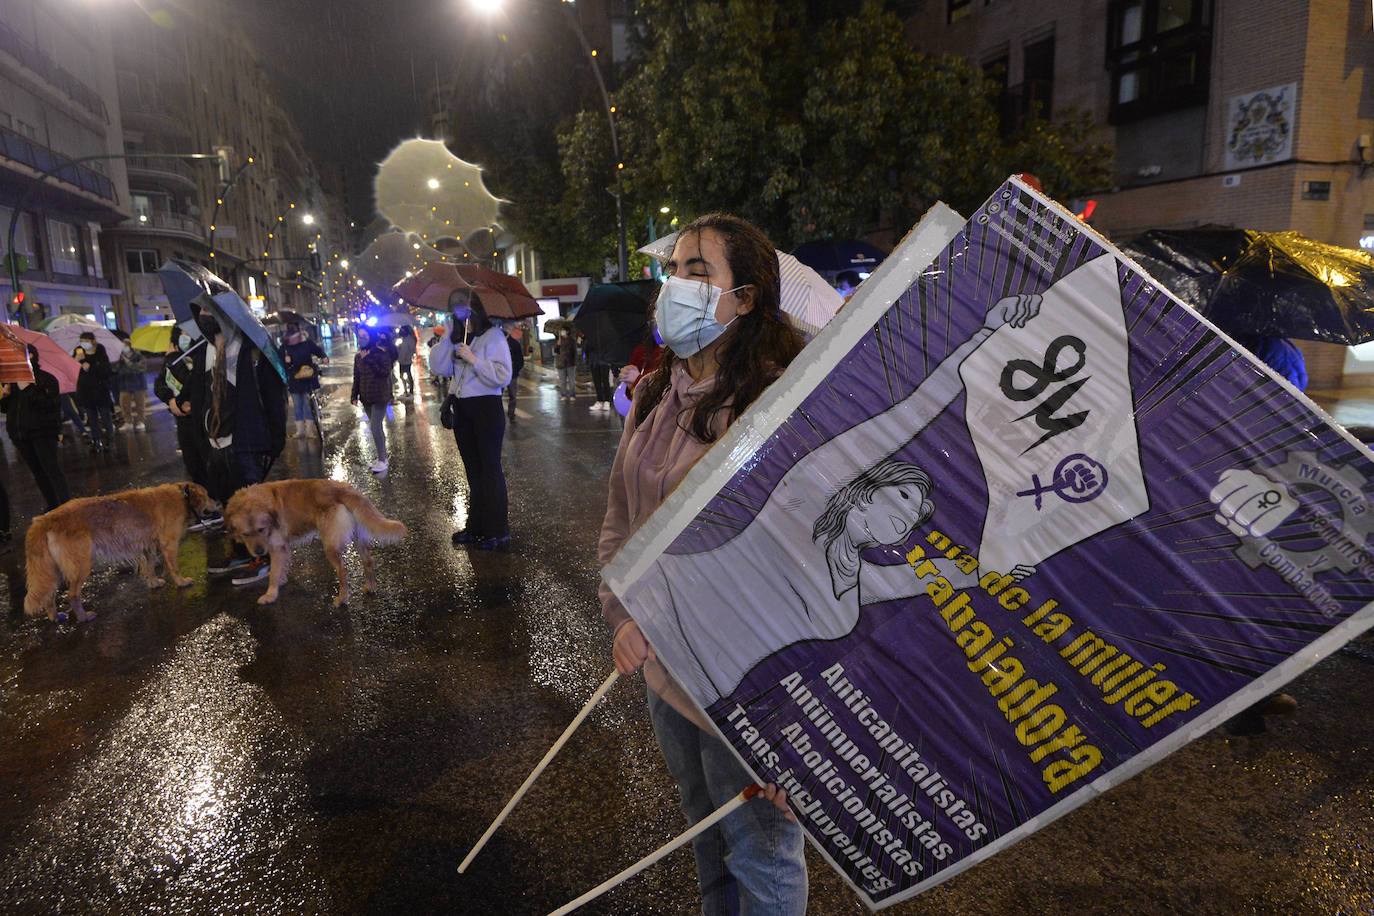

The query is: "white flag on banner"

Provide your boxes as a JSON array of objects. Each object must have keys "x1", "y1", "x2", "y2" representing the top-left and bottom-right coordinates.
[{"x1": 960, "y1": 253, "x2": 1149, "y2": 572}]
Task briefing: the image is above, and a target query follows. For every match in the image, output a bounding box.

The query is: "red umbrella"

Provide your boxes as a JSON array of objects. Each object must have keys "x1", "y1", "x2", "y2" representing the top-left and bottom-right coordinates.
[
  {"x1": 0, "y1": 323, "x2": 80, "y2": 393},
  {"x1": 391, "y1": 262, "x2": 468, "y2": 311},
  {"x1": 453, "y1": 264, "x2": 542, "y2": 319},
  {"x1": 392, "y1": 262, "x2": 542, "y2": 319}
]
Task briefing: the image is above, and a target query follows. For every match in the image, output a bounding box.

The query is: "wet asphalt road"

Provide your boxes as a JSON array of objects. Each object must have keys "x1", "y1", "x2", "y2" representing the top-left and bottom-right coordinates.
[{"x1": 0, "y1": 341, "x2": 1370, "y2": 915}]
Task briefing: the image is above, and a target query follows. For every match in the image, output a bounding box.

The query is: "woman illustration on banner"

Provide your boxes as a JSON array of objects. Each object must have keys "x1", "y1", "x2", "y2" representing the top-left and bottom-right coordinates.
[{"x1": 625, "y1": 290, "x2": 1043, "y2": 706}]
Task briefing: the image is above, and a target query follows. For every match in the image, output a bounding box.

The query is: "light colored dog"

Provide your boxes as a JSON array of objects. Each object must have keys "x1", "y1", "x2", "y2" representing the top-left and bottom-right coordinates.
[
  {"x1": 24, "y1": 482, "x2": 221, "y2": 622},
  {"x1": 223, "y1": 479, "x2": 407, "y2": 606}
]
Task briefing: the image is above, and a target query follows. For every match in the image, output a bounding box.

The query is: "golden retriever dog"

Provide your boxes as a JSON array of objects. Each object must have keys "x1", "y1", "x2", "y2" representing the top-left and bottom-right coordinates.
[
  {"x1": 224, "y1": 479, "x2": 406, "y2": 607},
  {"x1": 24, "y1": 482, "x2": 221, "y2": 623}
]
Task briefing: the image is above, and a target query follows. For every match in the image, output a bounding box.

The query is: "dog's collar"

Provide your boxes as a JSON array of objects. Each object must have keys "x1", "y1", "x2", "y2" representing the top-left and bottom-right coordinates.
[{"x1": 182, "y1": 484, "x2": 197, "y2": 519}]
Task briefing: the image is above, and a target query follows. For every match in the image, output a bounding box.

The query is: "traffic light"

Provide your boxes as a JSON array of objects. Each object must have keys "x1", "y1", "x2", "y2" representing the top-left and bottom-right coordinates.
[
  {"x1": 9, "y1": 290, "x2": 24, "y2": 316},
  {"x1": 310, "y1": 251, "x2": 322, "y2": 273}
]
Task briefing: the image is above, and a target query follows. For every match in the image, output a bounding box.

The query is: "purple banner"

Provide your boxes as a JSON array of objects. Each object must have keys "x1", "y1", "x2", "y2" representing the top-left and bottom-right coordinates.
[{"x1": 603, "y1": 178, "x2": 1374, "y2": 908}]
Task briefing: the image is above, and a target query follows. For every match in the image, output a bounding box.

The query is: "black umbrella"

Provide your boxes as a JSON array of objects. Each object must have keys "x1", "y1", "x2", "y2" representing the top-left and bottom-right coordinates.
[
  {"x1": 789, "y1": 238, "x2": 886, "y2": 274},
  {"x1": 573, "y1": 282, "x2": 654, "y2": 366},
  {"x1": 1121, "y1": 227, "x2": 1374, "y2": 345}
]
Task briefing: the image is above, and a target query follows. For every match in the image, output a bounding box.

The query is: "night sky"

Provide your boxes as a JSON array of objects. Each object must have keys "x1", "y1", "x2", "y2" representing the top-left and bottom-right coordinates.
[{"x1": 235, "y1": 0, "x2": 464, "y2": 224}]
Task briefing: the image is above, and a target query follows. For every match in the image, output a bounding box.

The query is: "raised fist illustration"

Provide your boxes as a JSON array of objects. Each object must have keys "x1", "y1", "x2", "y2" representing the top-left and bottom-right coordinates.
[
  {"x1": 985, "y1": 292, "x2": 1042, "y2": 329},
  {"x1": 1210, "y1": 468, "x2": 1296, "y2": 539}
]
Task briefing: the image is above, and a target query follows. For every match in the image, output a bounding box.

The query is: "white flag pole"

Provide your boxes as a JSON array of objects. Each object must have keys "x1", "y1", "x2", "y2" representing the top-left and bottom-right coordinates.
[
  {"x1": 458, "y1": 668, "x2": 621, "y2": 874},
  {"x1": 547, "y1": 785, "x2": 762, "y2": 916}
]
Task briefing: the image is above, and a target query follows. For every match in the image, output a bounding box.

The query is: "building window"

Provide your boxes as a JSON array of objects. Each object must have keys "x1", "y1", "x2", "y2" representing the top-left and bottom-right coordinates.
[
  {"x1": 0, "y1": 207, "x2": 39, "y2": 262},
  {"x1": 948, "y1": 0, "x2": 972, "y2": 24},
  {"x1": 1107, "y1": 0, "x2": 1212, "y2": 123},
  {"x1": 983, "y1": 55, "x2": 1014, "y2": 136},
  {"x1": 47, "y1": 220, "x2": 84, "y2": 276},
  {"x1": 87, "y1": 222, "x2": 103, "y2": 278},
  {"x1": 126, "y1": 249, "x2": 160, "y2": 274},
  {"x1": 1022, "y1": 37, "x2": 1055, "y2": 121}
]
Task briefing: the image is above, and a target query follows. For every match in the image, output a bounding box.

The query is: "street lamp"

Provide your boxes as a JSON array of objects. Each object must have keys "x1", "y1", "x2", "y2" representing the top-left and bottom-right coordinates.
[{"x1": 468, "y1": 0, "x2": 628, "y2": 281}]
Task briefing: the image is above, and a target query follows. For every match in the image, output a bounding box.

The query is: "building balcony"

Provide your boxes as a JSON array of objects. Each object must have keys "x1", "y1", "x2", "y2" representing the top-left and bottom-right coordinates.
[
  {"x1": 110, "y1": 211, "x2": 206, "y2": 244},
  {"x1": 120, "y1": 103, "x2": 193, "y2": 140},
  {"x1": 0, "y1": 123, "x2": 116, "y2": 202},
  {"x1": 0, "y1": 19, "x2": 109, "y2": 124},
  {"x1": 125, "y1": 155, "x2": 201, "y2": 193}
]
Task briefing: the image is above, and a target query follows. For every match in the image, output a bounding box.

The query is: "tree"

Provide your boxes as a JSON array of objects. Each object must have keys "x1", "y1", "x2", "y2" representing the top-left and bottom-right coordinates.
[{"x1": 558, "y1": 0, "x2": 1112, "y2": 255}]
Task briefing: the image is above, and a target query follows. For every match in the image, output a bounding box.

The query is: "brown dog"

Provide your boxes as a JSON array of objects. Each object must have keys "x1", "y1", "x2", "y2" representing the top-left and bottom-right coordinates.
[
  {"x1": 224, "y1": 479, "x2": 407, "y2": 606},
  {"x1": 24, "y1": 482, "x2": 221, "y2": 622}
]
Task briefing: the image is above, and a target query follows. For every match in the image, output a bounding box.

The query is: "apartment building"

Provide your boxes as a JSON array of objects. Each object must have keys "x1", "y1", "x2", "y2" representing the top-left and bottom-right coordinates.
[
  {"x1": 0, "y1": 0, "x2": 131, "y2": 327},
  {"x1": 906, "y1": 0, "x2": 1374, "y2": 386},
  {"x1": 101, "y1": 1, "x2": 345, "y2": 328}
]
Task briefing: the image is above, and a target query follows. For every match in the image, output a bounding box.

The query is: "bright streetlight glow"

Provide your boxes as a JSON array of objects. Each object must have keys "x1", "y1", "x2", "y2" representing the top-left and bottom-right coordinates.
[
  {"x1": 339, "y1": 259, "x2": 349, "y2": 269},
  {"x1": 469, "y1": 0, "x2": 503, "y2": 13},
  {"x1": 660, "y1": 206, "x2": 670, "y2": 213},
  {"x1": 427, "y1": 177, "x2": 440, "y2": 189},
  {"x1": 302, "y1": 213, "x2": 315, "y2": 225}
]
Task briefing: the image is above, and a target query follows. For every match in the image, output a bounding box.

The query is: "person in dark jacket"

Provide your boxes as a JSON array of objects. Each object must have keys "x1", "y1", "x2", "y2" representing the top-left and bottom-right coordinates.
[
  {"x1": 351, "y1": 326, "x2": 394, "y2": 473},
  {"x1": 554, "y1": 329, "x2": 578, "y2": 399},
  {"x1": 395, "y1": 325, "x2": 417, "y2": 396},
  {"x1": 153, "y1": 325, "x2": 210, "y2": 491},
  {"x1": 281, "y1": 321, "x2": 327, "y2": 439},
  {"x1": 189, "y1": 309, "x2": 287, "y2": 581},
  {"x1": 113, "y1": 337, "x2": 149, "y2": 431},
  {"x1": 1, "y1": 345, "x2": 70, "y2": 511},
  {"x1": 73, "y1": 330, "x2": 115, "y2": 451},
  {"x1": 504, "y1": 323, "x2": 526, "y2": 420}
]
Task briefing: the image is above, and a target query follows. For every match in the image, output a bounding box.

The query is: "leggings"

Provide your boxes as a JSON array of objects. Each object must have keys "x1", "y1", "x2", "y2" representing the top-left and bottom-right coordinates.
[{"x1": 591, "y1": 362, "x2": 613, "y2": 402}]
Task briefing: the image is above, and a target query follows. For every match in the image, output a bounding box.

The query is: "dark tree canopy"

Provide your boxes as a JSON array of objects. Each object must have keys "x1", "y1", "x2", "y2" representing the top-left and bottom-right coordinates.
[{"x1": 455, "y1": 0, "x2": 1112, "y2": 276}]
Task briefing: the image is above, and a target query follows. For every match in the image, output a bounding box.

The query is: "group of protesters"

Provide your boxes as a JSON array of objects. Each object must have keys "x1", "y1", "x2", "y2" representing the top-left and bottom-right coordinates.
[{"x1": 0, "y1": 328, "x2": 155, "y2": 551}]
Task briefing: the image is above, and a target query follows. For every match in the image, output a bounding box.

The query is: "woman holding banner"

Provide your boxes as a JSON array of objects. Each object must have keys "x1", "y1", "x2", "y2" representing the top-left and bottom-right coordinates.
[{"x1": 600, "y1": 213, "x2": 809, "y2": 914}]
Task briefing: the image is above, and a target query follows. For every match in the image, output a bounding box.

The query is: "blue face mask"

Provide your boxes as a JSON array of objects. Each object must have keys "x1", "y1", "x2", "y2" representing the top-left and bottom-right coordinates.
[{"x1": 654, "y1": 276, "x2": 743, "y2": 357}]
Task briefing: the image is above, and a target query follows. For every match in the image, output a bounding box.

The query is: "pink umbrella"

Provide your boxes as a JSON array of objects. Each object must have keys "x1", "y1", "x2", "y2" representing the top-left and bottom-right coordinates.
[{"x1": 0, "y1": 323, "x2": 81, "y2": 393}]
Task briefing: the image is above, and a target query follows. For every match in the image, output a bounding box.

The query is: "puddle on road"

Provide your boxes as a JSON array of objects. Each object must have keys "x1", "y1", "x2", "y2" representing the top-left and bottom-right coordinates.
[{"x1": 0, "y1": 614, "x2": 330, "y2": 912}]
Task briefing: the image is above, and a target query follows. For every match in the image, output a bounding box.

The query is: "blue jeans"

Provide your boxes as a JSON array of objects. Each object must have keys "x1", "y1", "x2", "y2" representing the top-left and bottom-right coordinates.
[
  {"x1": 366, "y1": 401, "x2": 387, "y2": 460},
  {"x1": 648, "y1": 687, "x2": 807, "y2": 915},
  {"x1": 291, "y1": 389, "x2": 312, "y2": 422}
]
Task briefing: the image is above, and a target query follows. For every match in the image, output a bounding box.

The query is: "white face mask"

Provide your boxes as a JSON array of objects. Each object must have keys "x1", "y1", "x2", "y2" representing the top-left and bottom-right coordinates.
[{"x1": 654, "y1": 276, "x2": 744, "y2": 357}]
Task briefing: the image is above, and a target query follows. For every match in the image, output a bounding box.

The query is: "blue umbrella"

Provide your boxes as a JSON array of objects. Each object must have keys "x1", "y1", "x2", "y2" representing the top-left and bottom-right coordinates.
[{"x1": 157, "y1": 258, "x2": 286, "y2": 382}]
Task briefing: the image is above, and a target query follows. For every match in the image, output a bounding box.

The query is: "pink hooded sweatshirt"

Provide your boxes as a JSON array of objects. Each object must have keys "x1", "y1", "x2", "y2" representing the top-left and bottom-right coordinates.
[{"x1": 599, "y1": 360, "x2": 729, "y2": 634}]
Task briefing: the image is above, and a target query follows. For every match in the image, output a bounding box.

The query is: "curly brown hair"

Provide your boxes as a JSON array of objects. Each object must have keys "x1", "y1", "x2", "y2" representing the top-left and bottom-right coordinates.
[{"x1": 633, "y1": 213, "x2": 804, "y2": 441}]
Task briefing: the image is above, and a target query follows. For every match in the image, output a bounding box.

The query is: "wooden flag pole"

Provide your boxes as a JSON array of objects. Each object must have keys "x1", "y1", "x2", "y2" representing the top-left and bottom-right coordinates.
[
  {"x1": 458, "y1": 668, "x2": 621, "y2": 874},
  {"x1": 546, "y1": 785, "x2": 762, "y2": 916}
]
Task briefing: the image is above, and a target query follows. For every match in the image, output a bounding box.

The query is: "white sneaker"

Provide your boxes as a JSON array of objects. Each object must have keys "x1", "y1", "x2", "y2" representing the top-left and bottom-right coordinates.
[
  {"x1": 134, "y1": 422, "x2": 146, "y2": 431},
  {"x1": 370, "y1": 459, "x2": 388, "y2": 474}
]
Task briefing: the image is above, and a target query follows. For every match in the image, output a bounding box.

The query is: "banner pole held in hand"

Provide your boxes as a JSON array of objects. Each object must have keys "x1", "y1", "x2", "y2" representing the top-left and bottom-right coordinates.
[
  {"x1": 458, "y1": 668, "x2": 621, "y2": 874},
  {"x1": 547, "y1": 785, "x2": 762, "y2": 916}
]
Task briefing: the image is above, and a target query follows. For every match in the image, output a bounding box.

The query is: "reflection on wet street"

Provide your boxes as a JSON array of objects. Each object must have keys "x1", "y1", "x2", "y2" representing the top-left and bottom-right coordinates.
[{"x1": 1, "y1": 355, "x2": 1370, "y2": 914}]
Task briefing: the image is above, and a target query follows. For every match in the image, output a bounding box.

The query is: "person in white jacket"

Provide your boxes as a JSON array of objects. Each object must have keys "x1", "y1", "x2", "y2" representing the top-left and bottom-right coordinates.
[{"x1": 428, "y1": 293, "x2": 513, "y2": 550}]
